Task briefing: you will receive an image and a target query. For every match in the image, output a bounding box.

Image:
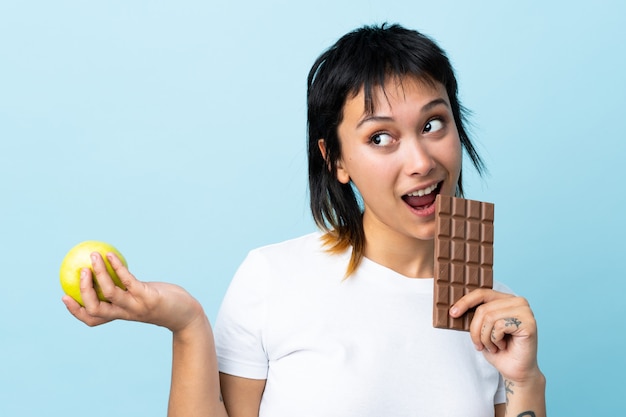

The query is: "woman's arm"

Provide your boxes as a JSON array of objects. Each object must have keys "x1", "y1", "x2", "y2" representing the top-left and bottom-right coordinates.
[
  {"x1": 219, "y1": 373, "x2": 266, "y2": 417},
  {"x1": 452, "y1": 290, "x2": 546, "y2": 417},
  {"x1": 497, "y1": 373, "x2": 546, "y2": 417},
  {"x1": 62, "y1": 251, "x2": 236, "y2": 417},
  {"x1": 168, "y1": 304, "x2": 228, "y2": 417}
]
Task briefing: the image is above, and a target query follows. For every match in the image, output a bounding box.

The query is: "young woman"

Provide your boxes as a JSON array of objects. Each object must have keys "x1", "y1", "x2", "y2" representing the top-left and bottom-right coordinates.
[{"x1": 63, "y1": 24, "x2": 546, "y2": 417}]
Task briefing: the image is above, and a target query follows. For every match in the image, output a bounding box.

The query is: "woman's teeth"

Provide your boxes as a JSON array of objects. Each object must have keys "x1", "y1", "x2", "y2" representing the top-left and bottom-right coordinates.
[{"x1": 406, "y1": 183, "x2": 438, "y2": 197}]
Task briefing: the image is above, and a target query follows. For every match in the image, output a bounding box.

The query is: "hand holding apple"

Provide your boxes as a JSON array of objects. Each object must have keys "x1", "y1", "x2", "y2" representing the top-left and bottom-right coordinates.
[
  {"x1": 61, "y1": 243, "x2": 206, "y2": 333},
  {"x1": 60, "y1": 240, "x2": 128, "y2": 306}
]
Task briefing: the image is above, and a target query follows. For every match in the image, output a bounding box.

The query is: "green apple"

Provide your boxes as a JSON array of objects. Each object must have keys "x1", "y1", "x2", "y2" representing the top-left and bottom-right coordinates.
[{"x1": 60, "y1": 240, "x2": 128, "y2": 306}]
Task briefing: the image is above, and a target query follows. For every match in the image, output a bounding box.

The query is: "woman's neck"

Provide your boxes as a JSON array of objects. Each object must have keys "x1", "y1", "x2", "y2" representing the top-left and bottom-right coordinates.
[{"x1": 363, "y1": 228, "x2": 434, "y2": 278}]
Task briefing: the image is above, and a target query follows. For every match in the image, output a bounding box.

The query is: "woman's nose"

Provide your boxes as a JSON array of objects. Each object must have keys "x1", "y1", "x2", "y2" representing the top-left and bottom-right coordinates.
[{"x1": 403, "y1": 138, "x2": 436, "y2": 176}]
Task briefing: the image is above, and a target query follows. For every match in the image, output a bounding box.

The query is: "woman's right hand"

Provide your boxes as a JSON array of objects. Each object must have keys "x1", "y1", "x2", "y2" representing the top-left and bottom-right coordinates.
[{"x1": 62, "y1": 251, "x2": 204, "y2": 334}]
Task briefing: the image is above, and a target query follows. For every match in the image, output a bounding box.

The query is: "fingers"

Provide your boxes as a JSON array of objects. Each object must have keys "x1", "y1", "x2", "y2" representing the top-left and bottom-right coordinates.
[
  {"x1": 70, "y1": 252, "x2": 135, "y2": 324},
  {"x1": 78, "y1": 262, "x2": 120, "y2": 320},
  {"x1": 62, "y1": 293, "x2": 112, "y2": 327},
  {"x1": 90, "y1": 252, "x2": 124, "y2": 302},
  {"x1": 474, "y1": 303, "x2": 530, "y2": 353},
  {"x1": 470, "y1": 297, "x2": 537, "y2": 353},
  {"x1": 489, "y1": 316, "x2": 523, "y2": 350},
  {"x1": 450, "y1": 288, "x2": 513, "y2": 317},
  {"x1": 107, "y1": 252, "x2": 137, "y2": 291},
  {"x1": 450, "y1": 289, "x2": 535, "y2": 353},
  {"x1": 79, "y1": 266, "x2": 104, "y2": 307}
]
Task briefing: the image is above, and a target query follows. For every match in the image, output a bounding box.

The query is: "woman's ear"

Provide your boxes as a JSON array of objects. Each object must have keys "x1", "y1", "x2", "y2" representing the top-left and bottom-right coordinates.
[
  {"x1": 317, "y1": 138, "x2": 329, "y2": 161},
  {"x1": 318, "y1": 139, "x2": 350, "y2": 184},
  {"x1": 335, "y1": 160, "x2": 350, "y2": 184}
]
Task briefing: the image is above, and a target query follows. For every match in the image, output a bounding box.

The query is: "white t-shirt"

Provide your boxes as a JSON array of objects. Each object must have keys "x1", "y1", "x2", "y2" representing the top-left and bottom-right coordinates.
[{"x1": 214, "y1": 233, "x2": 506, "y2": 416}]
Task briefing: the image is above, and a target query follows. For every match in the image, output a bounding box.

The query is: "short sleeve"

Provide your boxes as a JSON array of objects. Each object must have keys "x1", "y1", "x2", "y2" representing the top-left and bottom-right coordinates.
[
  {"x1": 213, "y1": 249, "x2": 270, "y2": 379},
  {"x1": 494, "y1": 373, "x2": 506, "y2": 404}
]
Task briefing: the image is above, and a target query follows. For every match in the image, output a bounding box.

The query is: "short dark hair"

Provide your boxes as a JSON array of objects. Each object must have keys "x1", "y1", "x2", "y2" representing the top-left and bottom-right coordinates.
[{"x1": 306, "y1": 23, "x2": 485, "y2": 274}]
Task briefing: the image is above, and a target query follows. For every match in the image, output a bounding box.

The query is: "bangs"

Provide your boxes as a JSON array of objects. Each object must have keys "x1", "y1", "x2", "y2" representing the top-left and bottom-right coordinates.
[
  {"x1": 355, "y1": 73, "x2": 440, "y2": 116},
  {"x1": 333, "y1": 25, "x2": 456, "y2": 116}
]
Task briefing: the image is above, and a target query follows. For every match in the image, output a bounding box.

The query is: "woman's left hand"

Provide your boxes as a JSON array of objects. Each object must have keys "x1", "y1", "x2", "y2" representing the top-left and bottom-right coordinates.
[{"x1": 450, "y1": 289, "x2": 541, "y2": 384}]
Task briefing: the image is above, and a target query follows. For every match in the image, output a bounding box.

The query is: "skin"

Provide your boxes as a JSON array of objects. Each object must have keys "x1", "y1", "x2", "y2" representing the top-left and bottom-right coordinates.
[
  {"x1": 63, "y1": 75, "x2": 545, "y2": 417},
  {"x1": 333, "y1": 76, "x2": 461, "y2": 279}
]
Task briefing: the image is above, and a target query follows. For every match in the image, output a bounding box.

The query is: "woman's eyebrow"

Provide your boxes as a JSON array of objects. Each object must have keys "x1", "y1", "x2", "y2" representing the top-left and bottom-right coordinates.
[
  {"x1": 356, "y1": 115, "x2": 394, "y2": 128},
  {"x1": 422, "y1": 97, "x2": 449, "y2": 112},
  {"x1": 356, "y1": 97, "x2": 450, "y2": 128}
]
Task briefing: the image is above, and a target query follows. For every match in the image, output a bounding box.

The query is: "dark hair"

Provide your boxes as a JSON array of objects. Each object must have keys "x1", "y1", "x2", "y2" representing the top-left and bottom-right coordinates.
[{"x1": 307, "y1": 23, "x2": 485, "y2": 275}]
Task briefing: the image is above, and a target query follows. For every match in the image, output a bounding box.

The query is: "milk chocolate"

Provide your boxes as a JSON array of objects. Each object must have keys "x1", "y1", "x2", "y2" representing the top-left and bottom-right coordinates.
[{"x1": 433, "y1": 195, "x2": 494, "y2": 331}]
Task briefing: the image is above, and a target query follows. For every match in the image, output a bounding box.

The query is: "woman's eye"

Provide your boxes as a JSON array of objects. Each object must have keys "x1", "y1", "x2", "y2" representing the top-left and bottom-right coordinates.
[
  {"x1": 370, "y1": 132, "x2": 394, "y2": 146},
  {"x1": 424, "y1": 118, "x2": 444, "y2": 133}
]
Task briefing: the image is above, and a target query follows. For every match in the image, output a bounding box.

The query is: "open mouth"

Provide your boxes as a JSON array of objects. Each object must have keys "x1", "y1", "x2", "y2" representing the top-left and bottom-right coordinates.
[{"x1": 402, "y1": 182, "x2": 441, "y2": 211}]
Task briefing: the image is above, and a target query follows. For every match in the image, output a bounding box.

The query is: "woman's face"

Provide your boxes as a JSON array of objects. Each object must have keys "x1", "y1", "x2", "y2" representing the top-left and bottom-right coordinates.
[{"x1": 334, "y1": 76, "x2": 462, "y2": 244}]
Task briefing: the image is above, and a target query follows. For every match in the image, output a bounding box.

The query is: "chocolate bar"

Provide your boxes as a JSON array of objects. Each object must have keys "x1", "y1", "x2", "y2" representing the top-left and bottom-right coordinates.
[{"x1": 433, "y1": 195, "x2": 494, "y2": 331}]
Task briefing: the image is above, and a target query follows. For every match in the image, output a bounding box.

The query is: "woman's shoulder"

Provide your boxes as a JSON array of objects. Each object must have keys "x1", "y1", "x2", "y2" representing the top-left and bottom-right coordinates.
[
  {"x1": 249, "y1": 231, "x2": 328, "y2": 259},
  {"x1": 238, "y1": 232, "x2": 348, "y2": 283}
]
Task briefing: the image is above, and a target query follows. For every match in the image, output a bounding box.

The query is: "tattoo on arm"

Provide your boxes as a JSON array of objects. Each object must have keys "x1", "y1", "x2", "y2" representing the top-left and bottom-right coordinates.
[
  {"x1": 504, "y1": 380, "x2": 536, "y2": 417},
  {"x1": 505, "y1": 379, "x2": 514, "y2": 408}
]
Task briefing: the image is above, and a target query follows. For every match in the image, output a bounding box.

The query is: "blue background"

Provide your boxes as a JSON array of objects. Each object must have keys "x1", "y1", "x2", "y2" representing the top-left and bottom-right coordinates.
[{"x1": 1, "y1": 1, "x2": 624, "y2": 415}]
